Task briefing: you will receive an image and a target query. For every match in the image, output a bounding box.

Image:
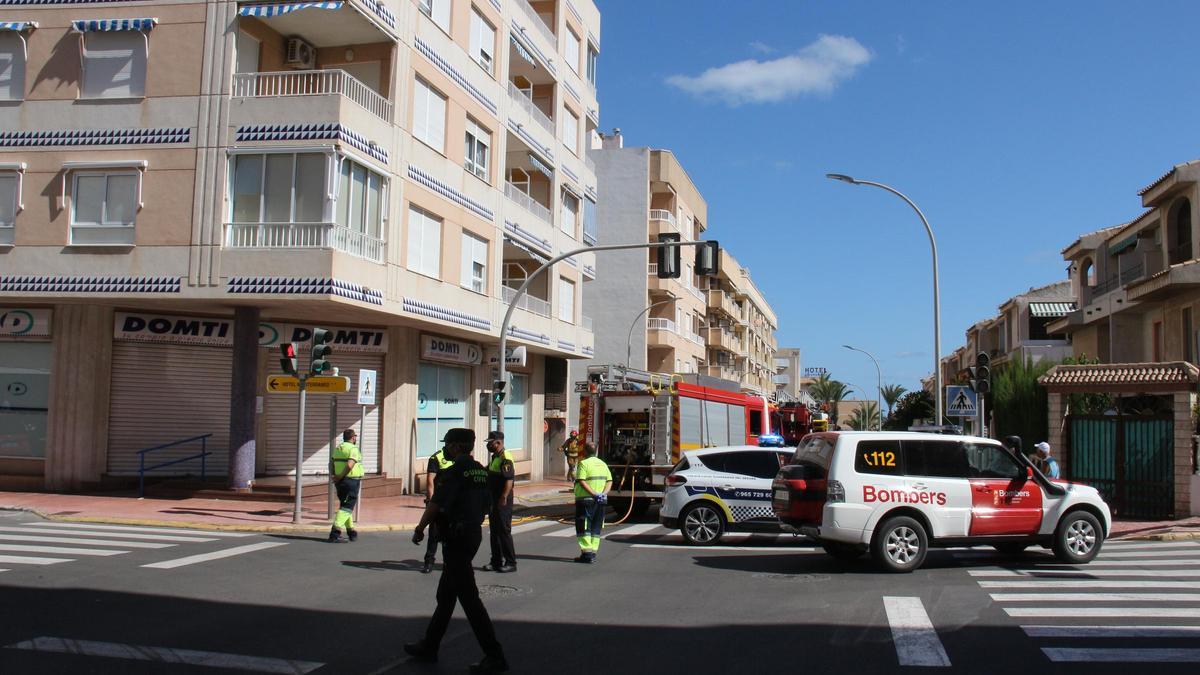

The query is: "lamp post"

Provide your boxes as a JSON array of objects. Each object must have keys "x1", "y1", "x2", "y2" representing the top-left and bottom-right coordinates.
[
  {"x1": 844, "y1": 344, "x2": 882, "y2": 430},
  {"x1": 627, "y1": 299, "x2": 673, "y2": 369},
  {"x1": 827, "y1": 173, "x2": 943, "y2": 425}
]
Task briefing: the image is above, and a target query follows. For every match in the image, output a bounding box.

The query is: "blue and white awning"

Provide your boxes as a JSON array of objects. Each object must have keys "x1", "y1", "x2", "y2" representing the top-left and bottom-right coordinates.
[
  {"x1": 510, "y1": 34, "x2": 535, "y2": 67},
  {"x1": 0, "y1": 21, "x2": 37, "y2": 32},
  {"x1": 71, "y1": 18, "x2": 158, "y2": 32},
  {"x1": 237, "y1": 2, "x2": 344, "y2": 18},
  {"x1": 528, "y1": 152, "x2": 553, "y2": 179}
]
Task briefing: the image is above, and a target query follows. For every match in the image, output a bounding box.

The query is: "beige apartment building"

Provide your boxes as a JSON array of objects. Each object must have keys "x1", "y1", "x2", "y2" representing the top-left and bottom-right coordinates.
[
  {"x1": 773, "y1": 346, "x2": 801, "y2": 400},
  {"x1": 704, "y1": 249, "x2": 778, "y2": 394},
  {"x1": 0, "y1": 0, "x2": 603, "y2": 492}
]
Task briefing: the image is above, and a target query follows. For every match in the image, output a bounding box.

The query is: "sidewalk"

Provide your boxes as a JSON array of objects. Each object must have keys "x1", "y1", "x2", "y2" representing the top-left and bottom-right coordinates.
[
  {"x1": 0, "y1": 479, "x2": 576, "y2": 533},
  {"x1": 1110, "y1": 515, "x2": 1200, "y2": 541}
]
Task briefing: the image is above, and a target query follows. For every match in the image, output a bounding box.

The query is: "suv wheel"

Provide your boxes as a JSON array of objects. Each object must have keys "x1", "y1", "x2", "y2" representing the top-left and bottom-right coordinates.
[
  {"x1": 821, "y1": 541, "x2": 866, "y2": 560},
  {"x1": 871, "y1": 516, "x2": 928, "y2": 573},
  {"x1": 1053, "y1": 511, "x2": 1102, "y2": 564},
  {"x1": 680, "y1": 502, "x2": 725, "y2": 545}
]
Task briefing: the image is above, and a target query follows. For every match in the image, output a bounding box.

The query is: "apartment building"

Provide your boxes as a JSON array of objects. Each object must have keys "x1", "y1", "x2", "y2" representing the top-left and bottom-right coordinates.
[
  {"x1": 704, "y1": 249, "x2": 778, "y2": 394},
  {"x1": 774, "y1": 347, "x2": 802, "y2": 400},
  {"x1": 0, "y1": 0, "x2": 602, "y2": 492}
]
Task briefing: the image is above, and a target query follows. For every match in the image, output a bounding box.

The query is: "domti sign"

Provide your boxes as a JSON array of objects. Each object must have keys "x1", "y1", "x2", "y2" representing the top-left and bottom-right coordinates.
[
  {"x1": 421, "y1": 335, "x2": 482, "y2": 365},
  {"x1": 114, "y1": 313, "x2": 388, "y2": 353}
]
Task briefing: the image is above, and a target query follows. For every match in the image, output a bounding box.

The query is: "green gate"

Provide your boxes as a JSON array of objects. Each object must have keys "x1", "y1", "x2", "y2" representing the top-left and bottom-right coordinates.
[{"x1": 1067, "y1": 415, "x2": 1175, "y2": 519}]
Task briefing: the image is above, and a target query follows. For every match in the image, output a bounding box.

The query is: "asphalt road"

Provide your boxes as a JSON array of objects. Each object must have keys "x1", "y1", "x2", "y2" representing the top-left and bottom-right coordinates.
[{"x1": 0, "y1": 507, "x2": 1197, "y2": 674}]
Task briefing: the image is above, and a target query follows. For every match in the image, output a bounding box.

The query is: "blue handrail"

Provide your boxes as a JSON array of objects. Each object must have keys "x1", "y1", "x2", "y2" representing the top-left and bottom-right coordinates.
[{"x1": 137, "y1": 433, "x2": 213, "y2": 497}]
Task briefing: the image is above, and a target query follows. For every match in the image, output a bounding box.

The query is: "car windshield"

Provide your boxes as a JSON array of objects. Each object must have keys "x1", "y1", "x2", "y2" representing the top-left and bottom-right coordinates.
[{"x1": 789, "y1": 435, "x2": 835, "y2": 476}]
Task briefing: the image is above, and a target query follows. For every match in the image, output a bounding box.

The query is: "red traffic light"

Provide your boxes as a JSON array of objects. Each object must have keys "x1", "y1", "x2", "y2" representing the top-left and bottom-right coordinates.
[{"x1": 281, "y1": 343, "x2": 297, "y2": 359}]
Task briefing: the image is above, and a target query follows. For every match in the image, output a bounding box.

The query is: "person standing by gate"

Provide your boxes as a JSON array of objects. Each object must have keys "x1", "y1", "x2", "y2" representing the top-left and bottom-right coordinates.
[
  {"x1": 1035, "y1": 442, "x2": 1061, "y2": 479},
  {"x1": 483, "y1": 431, "x2": 517, "y2": 573},
  {"x1": 328, "y1": 429, "x2": 363, "y2": 543},
  {"x1": 407, "y1": 428, "x2": 508, "y2": 673},
  {"x1": 574, "y1": 442, "x2": 612, "y2": 564},
  {"x1": 422, "y1": 446, "x2": 455, "y2": 573}
]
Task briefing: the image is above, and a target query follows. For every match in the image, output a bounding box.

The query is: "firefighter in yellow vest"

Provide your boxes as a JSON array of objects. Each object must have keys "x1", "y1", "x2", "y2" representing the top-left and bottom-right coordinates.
[
  {"x1": 422, "y1": 446, "x2": 455, "y2": 573},
  {"x1": 574, "y1": 442, "x2": 612, "y2": 563},
  {"x1": 328, "y1": 429, "x2": 364, "y2": 543},
  {"x1": 560, "y1": 430, "x2": 582, "y2": 480}
]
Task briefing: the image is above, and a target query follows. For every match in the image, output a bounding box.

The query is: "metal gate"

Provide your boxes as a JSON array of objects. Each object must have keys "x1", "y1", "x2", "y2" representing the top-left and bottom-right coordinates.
[{"x1": 1067, "y1": 415, "x2": 1174, "y2": 519}]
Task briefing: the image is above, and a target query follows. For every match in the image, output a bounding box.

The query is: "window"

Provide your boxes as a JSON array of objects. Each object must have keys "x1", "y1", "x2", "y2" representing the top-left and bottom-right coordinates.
[
  {"x1": 0, "y1": 33, "x2": 26, "y2": 100},
  {"x1": 703, "y1": 451, "x2": 780, "y2": 480},
  {"x1": 420, "y1": 0, "x2": 451, "y2": 33},
  {"x1": 469, "y1": 8, "x2": 495, "y2": 74},
  {"x1": 335, "y1": 158, "x2": 386, "y2": 239},
  {"x1": 1154, "y1": 320, "x2": 1163, "y2": 361},
  {"x1": 1185, "y1": 307, "x2": 1194, "y2": 363},
  {"x1": 0, "y1": 173, "x2": 17, "y2": 230},
  {"x1": 964, "y1": 443, "x2": 1022, "y2": 479},
  {"x1": 565, "y1": 28, "x2": 581, "y2": 74},
  {"x1": 0, "y1": 342, "x2": 50, "y2": 458},
  {"x1": 902, "y1": 440, "x2": 969, "y2": 478},
  {"x1": 407, "y1": 205, "x2": 442, "y2": 279},
  {"x1": 231, "y1": 152, "x2": 327, "y2": 224},
  {"x1": 71, "y1": 172, "x2": 138, "y2": 244},
  {"x1": 235, "y1": 31, "x2": 260, "y2": 74},
  {"x1": 586, "y1": 44, "x2": 598, "y2": 87},
  {"x1": 583, "y1": 196, "x2": 597, "y2": 242},
  {"x1": 413, "y1": 78, "x2": 447, "y2": 152},
  {"x1": 464, "y1": 117, "x2": 491, "y2": 181},
  {"x1": 416, "y1": 363, "x2": 466, "y2": 458},
  {"x1": 855, "y1": 440, "x2": 903, "y2": 476},
  {"x1": 558, "y1": 277, "x2": 575, "y2": 322},
  {"x1": 460, "y1": 231, "x2": 487, "y2": 293},
  {"x1": 560, "y1": 190, "x2": 578, "y2": 236},
  {"x1": 82, "y1": 31, "x2": 146, "y2": 98},
  {"x1": 562, "y1": 109, "x2": 579, "y2": 155}
]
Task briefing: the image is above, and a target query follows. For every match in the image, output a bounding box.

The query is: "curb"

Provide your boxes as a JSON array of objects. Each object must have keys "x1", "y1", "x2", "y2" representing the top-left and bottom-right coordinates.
[{"x1": 1112, "y1": 530, "x2": 1200, "y2": 542}]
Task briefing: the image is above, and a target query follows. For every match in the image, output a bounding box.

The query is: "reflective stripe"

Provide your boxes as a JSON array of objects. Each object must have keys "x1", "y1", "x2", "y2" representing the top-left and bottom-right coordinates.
[{"x1": 488, "y1": 450, "x2": 514, "y2": 473}]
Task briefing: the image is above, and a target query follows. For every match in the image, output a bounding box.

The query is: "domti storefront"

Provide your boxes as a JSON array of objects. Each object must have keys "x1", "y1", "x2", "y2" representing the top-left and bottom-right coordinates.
[{"x1": 0, "y1": 308, "x2": 52, "y2": 488}]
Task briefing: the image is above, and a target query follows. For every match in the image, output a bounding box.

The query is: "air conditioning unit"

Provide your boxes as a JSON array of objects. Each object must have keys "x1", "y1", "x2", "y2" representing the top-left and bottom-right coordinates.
[{"x1": 285, "y1": 37, "x2": 316, "y2": 69}]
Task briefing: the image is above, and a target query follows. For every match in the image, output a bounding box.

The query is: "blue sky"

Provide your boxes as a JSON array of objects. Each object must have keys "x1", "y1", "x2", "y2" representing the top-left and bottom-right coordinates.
[{"x1": 593, "y1": 0, "x2": 1200, "y2": 399}]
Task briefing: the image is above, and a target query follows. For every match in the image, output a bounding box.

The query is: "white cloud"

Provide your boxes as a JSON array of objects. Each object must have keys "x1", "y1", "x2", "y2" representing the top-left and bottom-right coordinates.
[
  {"x1": 749, "y1": 41, "x2": 776, "y2": 55},
  {"x1": 666, "y1": 34, "x2": 872, "y2": 105}
]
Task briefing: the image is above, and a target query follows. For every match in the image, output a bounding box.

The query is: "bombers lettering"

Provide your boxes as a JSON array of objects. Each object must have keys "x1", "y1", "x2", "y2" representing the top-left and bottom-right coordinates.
[{"x1": 863, "y1": 485, "x2": 947, "y2": 506}]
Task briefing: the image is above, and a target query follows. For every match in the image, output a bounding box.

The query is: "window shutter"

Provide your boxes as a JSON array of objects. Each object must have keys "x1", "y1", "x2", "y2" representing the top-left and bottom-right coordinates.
[{"x1": 0, "y1": 34, "x2": 25, "y2": 100}]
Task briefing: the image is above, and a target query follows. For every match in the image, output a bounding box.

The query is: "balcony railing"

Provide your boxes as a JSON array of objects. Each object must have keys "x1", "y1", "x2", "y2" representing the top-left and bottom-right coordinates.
[
  {"x1": 514, "y1": 0, "x2": 557, "y2": 50},
  {"x1": 1169, "y1": 242, "x2": 1193, "y2": 266},
  {"x1": 648, "y1": 209, "x2": 676, "y2": 226},
  {"x1": 501, "y1": 285, "x2": 551, "y2": 317},
  {"x1": 507, "y1": 81, "x2": 555, "y2": 134},
  {"x1": 581, "y1": 315, "x2": 593, "y2": 332},
  {"x1": 1092, "y1": 275, "x2": 1120, "y2": 297},
  {"x1": 684, "y1": 330, "x2": 705, "y2": 346},
  {"x1": 647, "y1": 317, "x2": 676, "y2": 332},
  {"x1": 232, "y1": 70, "x2": 393, "y2": 121},
  {"x1": 224, "y1": 222, "x2": 384, "y2": 262},
  {"x1": 505, "y1": 181, "x2": 553, "y2": 224}
]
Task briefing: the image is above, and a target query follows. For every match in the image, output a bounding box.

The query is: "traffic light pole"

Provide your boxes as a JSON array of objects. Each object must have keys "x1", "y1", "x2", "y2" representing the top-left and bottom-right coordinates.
[
  {"x1": 495, "y1": 239, "x2": 712, "y2": 435},
  {"x1": 294, "y1": 375, "x2": 307, "y2": 524}
]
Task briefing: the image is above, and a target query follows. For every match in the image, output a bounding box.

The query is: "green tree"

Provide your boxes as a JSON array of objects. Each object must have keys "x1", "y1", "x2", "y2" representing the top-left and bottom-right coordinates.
[
  {"x1": 1061, "y1": 354, "x2": 1114, "y2": 415},
  {"x1": 880, "y1": 384, "x2": 908, "y2": 417},
  {"x1": 845, "y1": 401, "x2": 881, "y2": 430},
  {"x1": 807, "y1": 374, "x2": 852, "y2": 425},
  {"x1": 991, "y1": 356, "x2": 1056, "y2": 446},
  {"x1": 884, "y1": 390, "x2": 935, "y2": 430}
]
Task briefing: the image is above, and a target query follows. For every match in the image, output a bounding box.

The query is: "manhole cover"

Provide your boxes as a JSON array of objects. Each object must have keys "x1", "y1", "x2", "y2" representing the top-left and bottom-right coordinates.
[
  {"x1": 478, "y1": 584, "x2": 528, "y2": 598},
  {"x1": 751, "y1": 573, "x2": 831, "y2": 583}
]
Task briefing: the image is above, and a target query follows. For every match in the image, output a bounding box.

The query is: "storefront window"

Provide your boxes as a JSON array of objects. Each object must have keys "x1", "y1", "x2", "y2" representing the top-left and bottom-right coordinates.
[
  {"x1": 0, "y1": 342, "x2": 50, "y2": 458},
  {"x1": 416, "y1": 363, "x2": 467, "y2": 458},
  {"x1": 503, "y1": 373, "x2": 527, "y2": 454}
]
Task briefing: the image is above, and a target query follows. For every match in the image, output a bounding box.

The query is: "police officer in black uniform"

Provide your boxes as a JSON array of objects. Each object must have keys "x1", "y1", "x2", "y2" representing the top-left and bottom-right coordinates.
[{"x1": 406, "y1": 428, "x2": 509, "y2": 674}]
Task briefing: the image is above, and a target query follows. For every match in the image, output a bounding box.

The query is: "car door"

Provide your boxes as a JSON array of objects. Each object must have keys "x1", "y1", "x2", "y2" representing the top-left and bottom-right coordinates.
[
  {"x1": 901, "y1": 439, "x2": 973, "y2": 537},
  {"x1": 964, "y1": 442, "x2": 1043, "y2": 536},
  {"x1": 717, "y1": 450, "x2": 779, "y2": 523}
]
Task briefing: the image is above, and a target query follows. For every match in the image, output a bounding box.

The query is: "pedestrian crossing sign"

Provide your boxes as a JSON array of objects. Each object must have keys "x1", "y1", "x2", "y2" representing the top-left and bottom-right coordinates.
[{"x1": 945, "y1": 386, "x2": 977, "y2": 417}]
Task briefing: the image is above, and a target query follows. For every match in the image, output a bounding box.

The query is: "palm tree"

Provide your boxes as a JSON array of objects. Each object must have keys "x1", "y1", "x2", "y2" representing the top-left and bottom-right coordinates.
[
  {"x1": 807, "y1": 374, "x2": 852, "y2": 425},
  {"x1": 845, "y1": 401, "x2": 880, "y2": 431},
  {"x1": 880, "y1": 384, "x2": 908, "y2": 418}
]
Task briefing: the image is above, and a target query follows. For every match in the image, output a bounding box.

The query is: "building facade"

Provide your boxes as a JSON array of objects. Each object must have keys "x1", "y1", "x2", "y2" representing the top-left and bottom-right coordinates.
[
  {"x1": 0, "y1": 0, "x2": 603, "y2": 492},
  {"x1": 704, "y1": 249, "x2": 777, "y2": 394},
  {"x1": 773, "y1": 347, "x2": 802, "y2": 400}
]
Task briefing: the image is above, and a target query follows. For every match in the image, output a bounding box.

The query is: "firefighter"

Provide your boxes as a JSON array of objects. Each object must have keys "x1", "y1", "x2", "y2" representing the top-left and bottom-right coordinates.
[
  {"x1": 482, "y1": 431, "x2": 517, "y2": 573},
  {"x1": 328, "y1": 429, "x2": 363, "y2": 543},
  {"x1": 560, "y1": 430, "x2": 582, "y2": 480},
  {"x1": 574, "y1": 442, "x2": 612, "y2": 564},
  {"x1": 422, "y1": 445, "x2": 455, "y2": 573}
]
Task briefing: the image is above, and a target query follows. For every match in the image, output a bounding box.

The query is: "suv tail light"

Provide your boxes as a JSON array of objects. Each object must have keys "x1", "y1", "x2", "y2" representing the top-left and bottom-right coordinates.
[
  {"x1": 827, "y1": 479, "x2": 846, "y2": 503},
  {"x1": 666, "y1": 474, "x2": 687, "y2": 486}
]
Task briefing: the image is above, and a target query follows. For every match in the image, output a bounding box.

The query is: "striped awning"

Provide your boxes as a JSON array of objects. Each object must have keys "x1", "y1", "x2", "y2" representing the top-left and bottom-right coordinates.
[
  {"x1": 528, "y1": 152, "x2": 553, "y2": 179},
  {"x1": 1109, "y1": 235, "x2": 1138, "y2": 255},
  {"x1": 237, "y1": 2, "x2": 344, "y2": 17},
  {"x1": 504, "y1": 235, "x2": 549, "y2": 263},
  {"x1": 0, "y1": 21, "x2": 37, "y2": 32},
  {"x1": 71, "y1": 18, "x2": 158, "y2": 32},
  {"x1": 1029, "y1": 301, "x2": 1076, "y2": 318},
  {"x1": 510, "y1": 34, "x2": 536, "y2": 67},
  {"x1": 561, "y1": 181, "x2": 582, "y2": 199}
]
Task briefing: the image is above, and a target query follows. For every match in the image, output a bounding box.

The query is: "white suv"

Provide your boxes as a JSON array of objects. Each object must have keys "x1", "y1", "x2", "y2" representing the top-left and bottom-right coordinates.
[
  {"x1": 661, "y1": 446, "x2": 792, "y2": 545},
  {"x1": 772, "y1": 432, "x2": 1111, "y2": 572}
]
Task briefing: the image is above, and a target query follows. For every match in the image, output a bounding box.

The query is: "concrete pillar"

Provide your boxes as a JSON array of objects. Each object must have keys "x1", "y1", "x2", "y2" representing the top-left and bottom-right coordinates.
[
  {"x1": 45, "y1": 305, "x2": 114, "y2": 491},
  {"x1": 1047, "y1": 393, "x2": 1067, "y2": 475},
  {"x1": 226, "y1": 307, "x2": 259, "y2": 489},
  {"x1": 383, "y1": 326, "x2": 418, "y2": 492},
  {"x1": 1172, "y1": 392, "x2": 1194, "y2": 518}
]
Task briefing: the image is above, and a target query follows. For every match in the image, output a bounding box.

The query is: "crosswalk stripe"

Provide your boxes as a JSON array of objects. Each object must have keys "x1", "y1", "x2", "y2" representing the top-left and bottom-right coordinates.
[
  {"x1": 0, "y1": 544, "x2": 126, "y2": 557},
  {"x1": 629, "y1": 543, "x2": 821, "y2": 552},
  {"x1": 980, "y1": 580, "x2": 1200, "y2": 589},
  {"x1": 1103, "y1": 541, "x2": 1198, "y2": 549},
  {"x1": 0, "y1": 526, "x2": 217, "y2": 543},
  {"x1": 546, "y1": 527, "x2": 578, "y2": 538},
  {"x1": 1023, "y1": 625, "x2": 1200, "y2": 638},
  {"x1": 142, "y1": 542, "x2": 287, "y2": 569},
  {"x1": 1098, "y1": 550, "x2": 1200, "y2": 559},
  {"x1": 883, "y1": 597, "x2": 952, "y2": 667},
  {"x1": 0, "y1": 534, "x2": 173, "y2": 550},
  {"x1": 1010, "y1": 560, "x2": 1200, "y2": 567},
  {"x1": 510, "y1": 520, "x2": 556, "y2": 535},
  {"x1": 4, "y1": 637, "x2": 323, "y2": 673},
  {"x1": 1043, "y1": 648, "x2": 1200, "y2": 663},
  {"x1": 992, "y1": 592, "x2": 1200, "y2": 602},
  {"x1": 970, "y1": 569, "x2": 1200, "y2": 577},
  {"x1": 27, "y1": 523, "x2": 252, "y2": 537},
  {"x1": 607, "y1": 523, "x2": 660, "y2": 536},
  {"x1": 0, "y1": 554, "x2": 72, "y2": 565},
  {"x1": 1005, "y1": 607, "x2": 1200, "y2": 618}
]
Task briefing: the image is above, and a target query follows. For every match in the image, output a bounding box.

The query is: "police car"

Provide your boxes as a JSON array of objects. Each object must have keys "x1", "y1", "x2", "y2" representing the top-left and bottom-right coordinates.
[
  {"x1": 660, "y1": 445, "x2": 792, "y2": 545},
  {"x1": 771, "y1": 432, "x2": 1111, "y2": 572}
]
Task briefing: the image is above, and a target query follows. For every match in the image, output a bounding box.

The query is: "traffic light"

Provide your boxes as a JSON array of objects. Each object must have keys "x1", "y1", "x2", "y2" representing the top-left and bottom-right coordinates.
[
  {"x1": 968, "y1": 352, "x2": 991, "y2": 394},
  {"x1": 492, "y1": 379, "x2": 507, "y2": 405},
  {"x1": 656, "y1": 233, "x2": 682, "y2": 279},
  {"x1": 279, "y1": 342, "x2": 298, "y2": 375},
  {"x1": 310, "y1": 328, "x2": 333, "y2": 375},
  {"x1": 695, "y1": 240, "x2": 721, "y2": 276}
]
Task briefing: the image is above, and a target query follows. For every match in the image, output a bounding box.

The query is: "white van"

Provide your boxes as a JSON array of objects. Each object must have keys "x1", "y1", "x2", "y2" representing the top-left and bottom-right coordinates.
[{"x1": 771, "y1": 432, "x2": 1111, "y2": 572}]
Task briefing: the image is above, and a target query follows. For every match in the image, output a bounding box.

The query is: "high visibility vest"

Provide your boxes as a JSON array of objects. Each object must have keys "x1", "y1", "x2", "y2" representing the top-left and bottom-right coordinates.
[
  {"x1": 574, "y1": 456, "x2": 611, "y2": 498},
  {"x1": 488, "y1": 450, "x2": 514, "y2": 474},
  {"x1": 332, "y1": 442, "x2": 364, "y2": 478},
  {"x1": 431, "y1": 450, "x2": 454, "y2": 471}
]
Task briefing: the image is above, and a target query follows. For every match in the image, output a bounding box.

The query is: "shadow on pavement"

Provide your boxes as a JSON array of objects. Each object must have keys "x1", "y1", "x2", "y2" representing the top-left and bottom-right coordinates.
[{"x1": 343, "y1": 559, "x2": 425, "y2": 572}]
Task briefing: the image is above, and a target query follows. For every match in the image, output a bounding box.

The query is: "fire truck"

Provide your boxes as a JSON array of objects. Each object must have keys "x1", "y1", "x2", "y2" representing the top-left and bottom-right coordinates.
[{"x1": 575, "y1": 364, "x2": 781, "y2": 515}]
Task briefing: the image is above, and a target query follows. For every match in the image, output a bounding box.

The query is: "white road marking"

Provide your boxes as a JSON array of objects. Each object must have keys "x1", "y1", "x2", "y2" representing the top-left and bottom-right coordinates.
[
  {"x1": 0, "y1": 534, "x2": 173, "y2": 549},
  {"x1": 970, "y1": 569, "x2": 1200, "y2": 577},
  {"x1": 882, "y1": 596, "x2": 951, "y2": 667},
  {"x1": 546, "y1": 526, "x2": 579, "y2": 538},
  {"x1": 1005, "y1": 607, "x2": 1200, "y2": 618},
  {"x1": 27, "y1": 523, "x2": 253, "y2": 537},
  {"x1": 981, "y1": 580, "x2": 1200, "y2": 589},
  {"x1": 1023, "y1": 625, "x2": 1200, "y2": 638},
  {"x1": 0, "y1": 526, "x2": 217, "y2": 543},
  {"x1": 992, "y1": 592, "x2": 1200, "y2": 602},
  {"x1": 510, "y1": 520, "x2": 557, "y2": 535},
  {"x1": 629, "y1": 543, "x2": 821, "y2": 552},
  {"x1": 1103, "y1": 541, "x2": 1198, "y2": 549},
  {"x1": 1043, "y1": 648, "x2": 1200, "y2": 663},
  {"x1": 1016, "y1": 560, "x2": 1200, "y2": 567},
  {"x1": 0, "y1": 554, "x2": 71, "y2": 565},
  {"x1": 4, "y1": 637, "x2": 323, "y2": 673},
  {"x1": 1098, "y1": 550, "x2": 1200, "y2": 559},
  {"x1": 142, "y1": 542, "x2": 287, "y2": 569},
  {"x1": 0, "y1": 544, "x2": 126, "y2": 557},
  {"x1": 605, "y1": 523, "x2": 661, "y2": 537}
]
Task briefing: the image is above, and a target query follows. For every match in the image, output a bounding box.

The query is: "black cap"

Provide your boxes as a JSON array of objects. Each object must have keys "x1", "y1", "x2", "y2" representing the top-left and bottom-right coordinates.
[
  {"x1": 486, "y1": 431, "x2": 504, "y2": 441},
  {"x1": 442, "y1": 428, "x2": 475, "y2": 445}
]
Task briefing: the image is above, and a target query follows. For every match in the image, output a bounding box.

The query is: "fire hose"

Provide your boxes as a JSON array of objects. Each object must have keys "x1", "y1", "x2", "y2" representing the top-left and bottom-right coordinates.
[{"x1": 556, "y1": 462, "x2": 638, "y2": 526}]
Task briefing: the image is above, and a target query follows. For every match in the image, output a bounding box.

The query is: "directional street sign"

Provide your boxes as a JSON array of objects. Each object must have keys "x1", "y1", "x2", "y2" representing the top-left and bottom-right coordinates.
[
  {"x1": 945, "y1": 385, "x2": 978, "y2": 417},
  {"x1": 266, "y1": 375, "x2": 352, "y2": 394}
]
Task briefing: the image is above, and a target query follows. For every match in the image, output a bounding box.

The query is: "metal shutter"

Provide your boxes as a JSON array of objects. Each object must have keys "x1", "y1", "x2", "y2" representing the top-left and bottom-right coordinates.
[
  {"x1": 264, "y1": 349, "x2": 383, "y2": 475},
  {"x1": 107, "y1": 342, "x2": 232, "y2": 476}
]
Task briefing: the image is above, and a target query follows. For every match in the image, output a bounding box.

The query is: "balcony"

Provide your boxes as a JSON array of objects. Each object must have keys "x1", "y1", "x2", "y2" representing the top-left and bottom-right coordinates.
[
  {"x1": 502, "y1": 285, "x2": 551, "y2": 318},
  {"x1": 649, "y1": 209, "x2": 676, "y2": 227},
  {"x1": 232, "y1": 69, "x2": 392, "y2": 121},
  {"x1": 513, "y1": 0, "x2": 557, "y2": 55},
  {"x1": 647, "y1": 317, "x2": 676, "y2": 333},
  {"x1": 706, "y1": 289, "x2": 743, "y2": 320},
  {"x1": 704, "y1": 364, "x2": 740, "y2": 381},
  {"x1": 506, "y1": 81, "x2": 555, "y2": 135},
  {"x1": 224, "y1": 222, "x2": 384, "y2": 263},
  {"x1": 505, "y1": 181, "x2": 553, "y2": 225},
  {"x1": 647, "y1": 264, "x2": 705, "y2": 302},
  {"x1": 706, "y1": 327, "x2": 742, "y2": 352}
]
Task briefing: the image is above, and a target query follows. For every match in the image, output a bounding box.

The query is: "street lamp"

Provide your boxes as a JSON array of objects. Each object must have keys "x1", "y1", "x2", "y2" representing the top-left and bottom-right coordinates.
[
  {"x1": 843, "y1": 344, "x2": 882, "y2": 430},
  {"x1": 827, "y1": 173, "x2": 943, "y2": 425},
  {"x1": 627, "y1": 299, "x2": 673, "y2": 369}
]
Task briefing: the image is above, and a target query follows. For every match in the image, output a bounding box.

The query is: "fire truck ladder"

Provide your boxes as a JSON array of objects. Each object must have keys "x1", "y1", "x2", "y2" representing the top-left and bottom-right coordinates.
[{"x1": 648, "y1": 392, "x2": 673, "y2": 466}]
